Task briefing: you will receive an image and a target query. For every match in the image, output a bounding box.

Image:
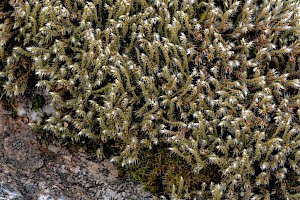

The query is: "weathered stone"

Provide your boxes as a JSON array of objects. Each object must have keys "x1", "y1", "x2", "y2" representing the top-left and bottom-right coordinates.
[
  {"x1": 47, "y1": 145, "x2": 61, "y2": 154},
  {"x1": 3, "y1": 128, "x2": 43, "y2": 172}
]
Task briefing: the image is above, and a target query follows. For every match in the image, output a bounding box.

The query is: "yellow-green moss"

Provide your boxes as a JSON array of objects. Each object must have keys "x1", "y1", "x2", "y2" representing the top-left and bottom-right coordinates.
[{"x1": 1, "y1": 0, "x2": 300, "y2": 199}]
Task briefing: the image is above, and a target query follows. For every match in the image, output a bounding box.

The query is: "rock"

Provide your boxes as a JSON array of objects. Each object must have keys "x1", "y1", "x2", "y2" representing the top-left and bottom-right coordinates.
[
  {"x1": 0, "y1": 182, "x2": 23, "y2": 199},
  {"x1": 104, "y1": 188, "x2": 117, "y2": 199},
  {"x1": 102, "y1": 159, "x2": 119, "y2": 179},
  {"x1": 95, "y1": 189, "x2": 101, "y2": 197},
  {"x1": 3, "y1": 123, "x2": 43, "y2": 172},
  {"x1": 62, "y1": 155, "x2": 72, "y2": 162},
  {"x1": 143, "y1": 192, "x2": 152, "y2": 198},
  {"x1": 87, "y1": 161, "x2": 99, "y2": 174},
  {"x1": 47, "y1": 145, "x2": 61, "y2": 154}
]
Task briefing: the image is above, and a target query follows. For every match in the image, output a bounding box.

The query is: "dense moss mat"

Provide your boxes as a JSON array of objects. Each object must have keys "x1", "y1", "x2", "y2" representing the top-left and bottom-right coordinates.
[
  {"x1": 1, "y1": 0, "x2": 300, "y2": 199},
  {"x1": 117, "y1": 145, "x2": 222, "y2": 198}
]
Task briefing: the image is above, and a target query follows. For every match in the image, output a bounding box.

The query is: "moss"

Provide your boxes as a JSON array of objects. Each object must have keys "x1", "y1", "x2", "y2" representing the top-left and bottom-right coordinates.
[
  {"x1": 31, "y1": 94, "x2": 45, "y2": 111},
  {"x1": 286, "y1": 167, "x2": 300, "y2": 189},
  {"x1": 0, "y1": 79, "x2": 17, "y2": 118},
  {"x1": 117, "y1": 144, "x2": 222, "y2": 198},
  {"x1": 0, "y1": 79, "x2": 6, "y2": 100},
  {"x1": 1, "y1": 0, "x2": 300, "y2": 198},
  {"x1": 6, "y1": 98, "x2": 18, "y2": 119}
]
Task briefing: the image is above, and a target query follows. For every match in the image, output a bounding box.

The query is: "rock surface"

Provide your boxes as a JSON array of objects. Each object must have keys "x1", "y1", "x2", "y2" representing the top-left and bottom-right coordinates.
[{"x1": 0, "y1": 100, "x2": 153, "y2": 200}]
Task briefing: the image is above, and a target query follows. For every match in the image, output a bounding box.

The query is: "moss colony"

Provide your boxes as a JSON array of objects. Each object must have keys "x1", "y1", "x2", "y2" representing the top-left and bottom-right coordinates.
[{"x1": 1, "y1": 0, "x2": 300, "y2": 199}]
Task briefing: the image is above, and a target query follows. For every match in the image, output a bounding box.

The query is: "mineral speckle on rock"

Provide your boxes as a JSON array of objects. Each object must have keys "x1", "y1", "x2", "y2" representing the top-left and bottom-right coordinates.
[
  {"x1": 0, "y1": 104, "x2": 44, "y2": 173},
  {"x1": 4, "y1": 135, "x2": 44, "y2": 172}
]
